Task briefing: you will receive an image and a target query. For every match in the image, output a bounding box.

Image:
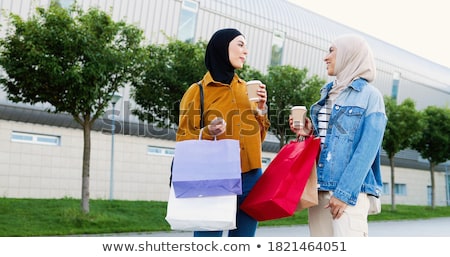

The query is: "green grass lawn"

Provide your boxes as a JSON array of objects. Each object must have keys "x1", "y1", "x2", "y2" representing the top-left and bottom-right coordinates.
[{"x1": 0, "y1": 197, "x2": 449, "y2": 236}]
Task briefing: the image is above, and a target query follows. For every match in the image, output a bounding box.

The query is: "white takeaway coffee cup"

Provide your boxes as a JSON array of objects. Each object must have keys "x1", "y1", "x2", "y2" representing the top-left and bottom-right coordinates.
[{"x1": 291, "y1": 106, "x2": 307, "y2": 129}]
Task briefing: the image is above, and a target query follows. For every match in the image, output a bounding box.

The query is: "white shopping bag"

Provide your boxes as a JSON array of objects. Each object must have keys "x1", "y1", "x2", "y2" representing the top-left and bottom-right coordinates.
[
  {"x1": 368, "y1": 195, "x2": 382, "y2": 215},
  {"x1": 165, "y1": 186, "x2": 237, "y2": 231}
]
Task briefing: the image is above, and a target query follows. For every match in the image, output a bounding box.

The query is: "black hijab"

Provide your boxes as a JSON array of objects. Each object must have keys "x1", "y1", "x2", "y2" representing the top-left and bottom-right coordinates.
[{"x1": 205, "y1": 28, "x2": 243, "y2": 85}]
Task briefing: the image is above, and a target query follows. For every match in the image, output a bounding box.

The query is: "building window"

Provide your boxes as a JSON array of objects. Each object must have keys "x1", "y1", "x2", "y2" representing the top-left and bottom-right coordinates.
[
  {"x1": 446, "y1": 171, "x2": 450, "y2": 206},
  {"x1": 262, "y1": 157, "x2": 271, "y2": 168},
  {"x1": 394, "y1": 183, "x2": 407, "y2": 196},
  {"x1": 11, "y1": 131, "x2": 60, "y2": 146},
  {"x1": 59, "y1": 0, "x2": 75, "y2": 8},
  {"x1": 147, "y1": 146, "x2": 175, "y2": 156},
  {"x1": 177, "y1": 0, "x2": 199, "y2": 43},
  {"x1": 270, "y1": 29, "x2": 285, "y2": 66},
  {"x1": 382, "y1": 182, "x2": 390, "y2": 195}
]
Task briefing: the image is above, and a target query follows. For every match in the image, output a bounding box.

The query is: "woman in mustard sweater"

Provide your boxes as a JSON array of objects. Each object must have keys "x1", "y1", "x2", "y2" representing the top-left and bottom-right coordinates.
[{"x1": 176, "y1": 28, "x2": 270, "y2": 237}]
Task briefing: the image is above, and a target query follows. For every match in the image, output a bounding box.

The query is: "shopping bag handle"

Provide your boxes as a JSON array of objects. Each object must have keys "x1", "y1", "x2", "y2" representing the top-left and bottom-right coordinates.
[{"x1": 198, "y1": 127, "x2": 217, "y2": 141}]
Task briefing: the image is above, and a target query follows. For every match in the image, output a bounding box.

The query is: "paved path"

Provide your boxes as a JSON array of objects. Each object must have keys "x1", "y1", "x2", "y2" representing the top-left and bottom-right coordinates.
[{"x1": 116, "y1": 217, "x2": 450, "y2": 237}]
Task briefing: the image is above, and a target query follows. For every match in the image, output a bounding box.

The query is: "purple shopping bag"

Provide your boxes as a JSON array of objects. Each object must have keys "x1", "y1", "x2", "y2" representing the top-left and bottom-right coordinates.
[{"x1": 171, "y1": 138, "x2": 242, "y2": 198}]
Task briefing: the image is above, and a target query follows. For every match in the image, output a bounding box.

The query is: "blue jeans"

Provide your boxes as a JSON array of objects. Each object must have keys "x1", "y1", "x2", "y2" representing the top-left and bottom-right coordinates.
[{"x1": 193, "y1": 168, "x2": 262, "y2": 237}]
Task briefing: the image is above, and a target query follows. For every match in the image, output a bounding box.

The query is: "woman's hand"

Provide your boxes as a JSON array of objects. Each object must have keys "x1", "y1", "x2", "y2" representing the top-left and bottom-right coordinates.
[
  {"x1": 289, "y1": 116, "x2": 313, "y2": 138},
  {"x1": 208, "y1": 117, "x2": 226, "y2": 136},
  {"x1": 256, "y1": 83, "x2": 267, "y2": 110},
  {"x1": 325, "y1": 196, "x2": 348, "y2": 220}
]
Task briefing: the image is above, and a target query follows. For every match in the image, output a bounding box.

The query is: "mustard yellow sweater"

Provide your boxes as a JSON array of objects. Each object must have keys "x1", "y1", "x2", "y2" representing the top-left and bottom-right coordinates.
[{"x1": 176, "y1": 72, "x2": 270, "y2": 173}]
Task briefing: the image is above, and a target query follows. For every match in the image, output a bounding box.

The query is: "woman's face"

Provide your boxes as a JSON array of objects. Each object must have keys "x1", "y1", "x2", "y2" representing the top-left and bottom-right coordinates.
[
  {"x1": 228, "y1": 35, "x2": 248, "y2": 69},
  {"x1": 324, "y1": 46, "x2": 336, "y2": 76}
]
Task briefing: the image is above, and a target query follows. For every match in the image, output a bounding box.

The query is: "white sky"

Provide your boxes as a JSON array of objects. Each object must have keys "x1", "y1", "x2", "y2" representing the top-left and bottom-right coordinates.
[{"x1": 288, "y1": 0, "x2": 450, "y2": 69}]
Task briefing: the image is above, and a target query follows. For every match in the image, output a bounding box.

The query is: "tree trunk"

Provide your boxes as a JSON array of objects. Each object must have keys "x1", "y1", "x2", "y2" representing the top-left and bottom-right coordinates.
[
  {"x1": 389, "y1": 156, "x2": 396, "y2": 211},
  {"x1": 81, "y1": 121, "x2": 92, "y2": 213},
  {"x1": 279, "y1": 131, "x2": 286, "y2": 149}
]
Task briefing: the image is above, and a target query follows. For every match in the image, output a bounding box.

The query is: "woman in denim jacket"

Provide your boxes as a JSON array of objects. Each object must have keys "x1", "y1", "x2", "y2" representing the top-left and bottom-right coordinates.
[{"x1": 291, "y1": 34, "x2": 387, "y2": 236}]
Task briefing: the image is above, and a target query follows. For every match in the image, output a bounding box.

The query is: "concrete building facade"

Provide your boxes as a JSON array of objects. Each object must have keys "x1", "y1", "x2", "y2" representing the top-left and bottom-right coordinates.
[{"x1": 0, "y1": 0, "x2": 449, "y2": 205}]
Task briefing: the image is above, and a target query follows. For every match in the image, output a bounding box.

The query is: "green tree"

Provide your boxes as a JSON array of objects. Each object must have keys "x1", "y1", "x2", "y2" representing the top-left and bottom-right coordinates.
[
  {"x1": 236, "y1": 64, "x2": 265, "y2": 82},
  {"x1": 382, "y1": 97, "x2": 422, "y2": 211},
  {"x1": 131, "y1": 39, "x2": 207, "y2": 127},
  {"x1": 411, "y1": 106, "x2": 450, "y2": 209},
  {"x1": 264, "y1": 65, "x2": 323, "y2": 148},
  {"x1": 0, "y1": 1, "x2": 146, "y2": 213}
]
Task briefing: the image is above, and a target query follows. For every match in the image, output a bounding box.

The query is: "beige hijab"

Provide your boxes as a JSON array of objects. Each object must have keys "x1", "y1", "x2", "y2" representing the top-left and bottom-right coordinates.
[{"x1": 328, "y1": 34, "x2": 376, "y2": 100}]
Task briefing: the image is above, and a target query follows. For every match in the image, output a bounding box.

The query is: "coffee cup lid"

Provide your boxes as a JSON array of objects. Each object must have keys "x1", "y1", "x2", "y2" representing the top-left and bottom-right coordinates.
[
  {"x1": 246, "y1": 80, "x2": 261, "y2": 85},
  {"x1": 291, "y1": 106, "x2": 307, "y2": 110}
]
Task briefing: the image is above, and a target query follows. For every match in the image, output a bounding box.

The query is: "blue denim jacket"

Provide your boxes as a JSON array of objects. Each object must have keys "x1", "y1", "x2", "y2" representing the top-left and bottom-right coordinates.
[{"x1": 310, "y1": 78, "x2": 387, "y2": 206}]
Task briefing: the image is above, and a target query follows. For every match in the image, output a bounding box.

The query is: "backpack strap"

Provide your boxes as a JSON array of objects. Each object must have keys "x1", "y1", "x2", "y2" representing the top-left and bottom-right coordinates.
[{"x1": 197, "y1": 81, "x2": 204, "y2": 128}]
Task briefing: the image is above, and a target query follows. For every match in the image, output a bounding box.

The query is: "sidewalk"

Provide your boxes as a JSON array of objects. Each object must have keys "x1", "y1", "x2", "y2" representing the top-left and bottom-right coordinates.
[{"x1": 124, "y1": 217, "x2": 450, "y2": 237}]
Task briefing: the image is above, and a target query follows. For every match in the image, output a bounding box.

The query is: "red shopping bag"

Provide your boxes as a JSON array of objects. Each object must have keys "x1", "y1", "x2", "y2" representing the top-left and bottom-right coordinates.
[{"x1": 240, "y1": 137, "x2": 320, "y2": 221}]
